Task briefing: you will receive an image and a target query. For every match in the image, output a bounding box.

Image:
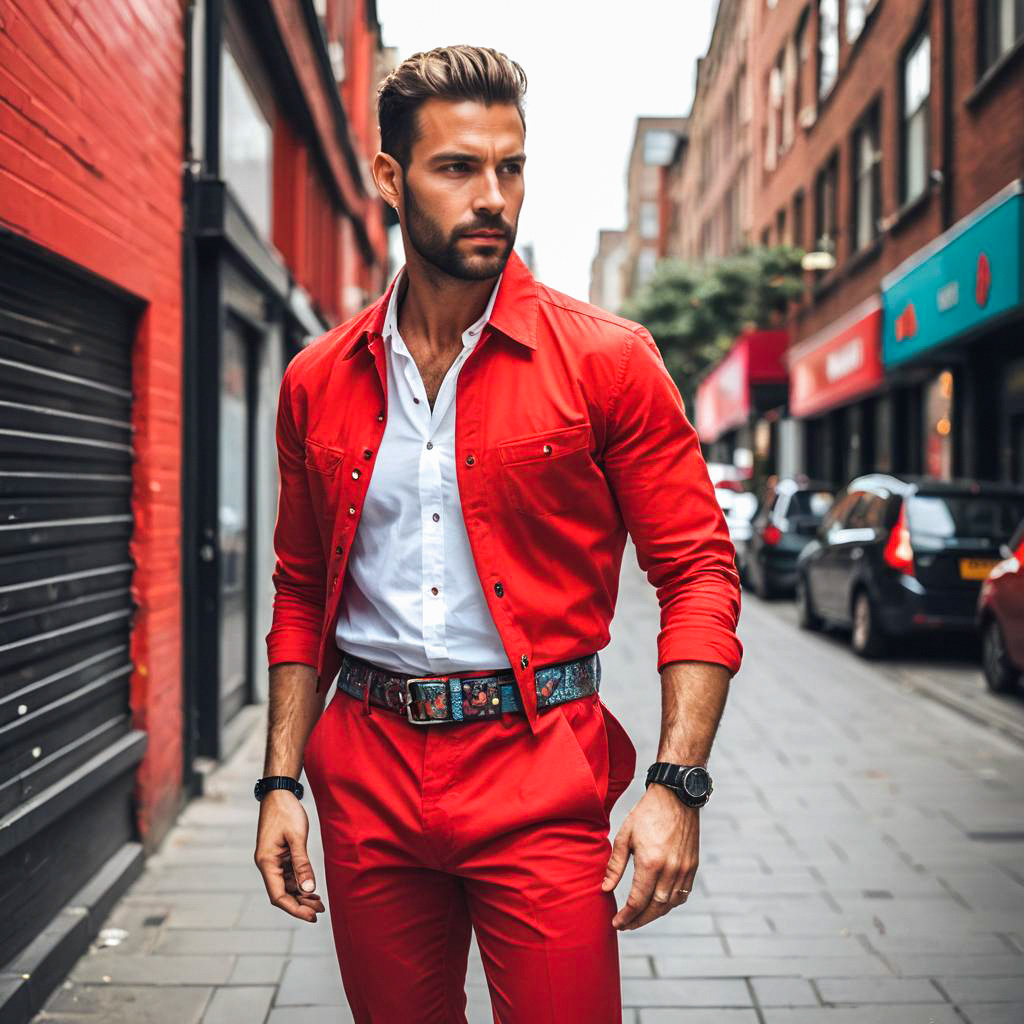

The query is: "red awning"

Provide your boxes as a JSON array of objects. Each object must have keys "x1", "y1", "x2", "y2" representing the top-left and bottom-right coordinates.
[
  {"x1": 695, "y1": 330, "x2": 788, "y2": 443},
  {"x1": 788, "y1": 300, "x2": 883, "y2": 419}
]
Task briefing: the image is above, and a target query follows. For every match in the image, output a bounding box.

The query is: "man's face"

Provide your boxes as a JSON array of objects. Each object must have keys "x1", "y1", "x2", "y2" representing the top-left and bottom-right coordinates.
[{"x1": 399, "y1": 98, "x2": 526, "y2": 281}]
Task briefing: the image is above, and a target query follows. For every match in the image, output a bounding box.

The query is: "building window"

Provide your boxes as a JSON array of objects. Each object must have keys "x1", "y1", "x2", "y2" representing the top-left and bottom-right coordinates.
[
  {"x1": 782, "y1": 37, "x2": 797, "y2": 150},
  {"x1": 901, "y1": 30, "x2": 931, "y2": 205},
  {"x1": 639, "y1": 201, "x2": 660, "y2": 240},
  {"x1": 737, "y1": 64, "x2": 750, "y2": 124},
  {"x1": 221, "y1": 44, "x2": 273, "y2": 238},
  {"x1": 643, "y1": 130, "x2": 678, "y2": 165},
  {"x1": 635, "y1": 248, "x2": 658, "y2": 288},
  {"x1": 795, "y1": 7, "x2": 810, "y2": 116},
  {"x1": 814, "y1": 151, "x2": 839, "y2": 260},
  {"x1": 851, "y1": 102, "x2": 881, "y2": 252},
  {"x1": 776, "y1": 207, "x2": 788, "y2": 244},
  {"x1": 761, "y1": 225, "x2": 772, "y2": 247},
  {"x1": 818, "y1": 0, "x2": 840, "y2": 99},
  {"x1": 793, "y1": 188, "x2": 806, "y2": 249},
  {"x1": 979, "y1": 0, "x2": 1024, "y2": 74},
  {"x1": 724, "y1": 90, "x2": 735, "y2": 161},
  {"x1": 847, "y1": 0, "x2": 876, "y2": 42}
]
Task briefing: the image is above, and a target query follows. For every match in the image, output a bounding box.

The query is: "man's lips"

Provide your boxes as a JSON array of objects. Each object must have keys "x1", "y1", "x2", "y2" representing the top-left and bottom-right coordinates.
[{"x1": 461, "y1": 230, "x2": 506, "y2": 240}]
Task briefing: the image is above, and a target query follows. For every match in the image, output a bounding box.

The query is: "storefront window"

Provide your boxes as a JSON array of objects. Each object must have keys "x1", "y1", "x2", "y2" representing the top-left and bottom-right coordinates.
[
  {"x1": 874, "y1": 394, "x2": 893, "y2": 473},
  {"x1": 924, "y1": 369, "x2": 954, "y2": 480},
  {"x1": 219, "y1": 318, "x2": 252, "y2": 723},
  {"x1": 221, "y1": 44, "x2": 273, "y2": 237}
]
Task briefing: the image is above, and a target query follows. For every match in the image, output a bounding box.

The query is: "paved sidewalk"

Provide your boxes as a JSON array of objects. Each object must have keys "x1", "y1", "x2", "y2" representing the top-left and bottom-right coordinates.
[{"x1": 31, "y1": 546, "x2": 1024, "y2": 1022}]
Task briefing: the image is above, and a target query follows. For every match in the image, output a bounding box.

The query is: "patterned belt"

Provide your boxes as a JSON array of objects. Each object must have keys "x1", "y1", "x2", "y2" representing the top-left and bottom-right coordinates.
[{"x1": 336, "y1": 650, "x2": 601, "y2": 725}]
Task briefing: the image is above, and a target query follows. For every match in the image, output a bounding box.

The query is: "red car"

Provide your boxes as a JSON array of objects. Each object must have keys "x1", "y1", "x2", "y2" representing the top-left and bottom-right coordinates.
[{"x1": 978, "y1": 517, "x2": 1024, "y2": 692}]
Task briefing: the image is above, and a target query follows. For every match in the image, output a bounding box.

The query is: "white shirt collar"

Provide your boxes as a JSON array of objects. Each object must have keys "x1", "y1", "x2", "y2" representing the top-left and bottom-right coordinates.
[{"x1": 383, "y1": 268, "x2": 503, "y2": 353}]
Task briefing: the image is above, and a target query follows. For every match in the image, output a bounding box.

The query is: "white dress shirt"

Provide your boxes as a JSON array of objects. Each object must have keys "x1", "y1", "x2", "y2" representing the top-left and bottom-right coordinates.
[{"x1": 334, "y1": 270, "x2": 512, "y2": 675}]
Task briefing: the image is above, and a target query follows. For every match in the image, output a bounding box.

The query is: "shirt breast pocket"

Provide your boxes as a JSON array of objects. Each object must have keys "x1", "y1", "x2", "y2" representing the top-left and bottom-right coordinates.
[
  {"x1": 304, "y1": 439, "x2": 345, "y2": 520},
  {"x1": 496, "y1": 423, "x2": 594, "y2": 519}
]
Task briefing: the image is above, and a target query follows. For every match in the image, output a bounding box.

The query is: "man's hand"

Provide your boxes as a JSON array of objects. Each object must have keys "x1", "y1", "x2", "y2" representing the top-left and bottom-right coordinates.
[
  {"x1": 254, "y1": 790, "x2": 325, "y2": 923},
  {"x1": 601, "y1": 782, "x2": 699, "y2": 930}
]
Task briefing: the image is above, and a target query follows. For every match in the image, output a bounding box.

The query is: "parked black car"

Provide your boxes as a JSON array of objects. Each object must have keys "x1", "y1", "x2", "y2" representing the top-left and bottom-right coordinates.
[
  {"x1": 796, "y1": 474, "x2": 1024, "y2": 658},
  {"x1": 741, "y1": 477, "x2": 834, "y2": 598}
]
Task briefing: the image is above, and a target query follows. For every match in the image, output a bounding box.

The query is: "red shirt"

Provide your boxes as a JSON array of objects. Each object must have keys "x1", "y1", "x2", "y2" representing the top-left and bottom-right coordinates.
[{"x1": 266, "y1": 250, "x2": 742, "y2": 733}]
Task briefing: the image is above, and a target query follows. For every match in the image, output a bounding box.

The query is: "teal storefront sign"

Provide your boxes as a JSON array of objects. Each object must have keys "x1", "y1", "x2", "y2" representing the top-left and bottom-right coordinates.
[{"x1": 882, "y1": 182, "x2": 1023, "y2": 366}]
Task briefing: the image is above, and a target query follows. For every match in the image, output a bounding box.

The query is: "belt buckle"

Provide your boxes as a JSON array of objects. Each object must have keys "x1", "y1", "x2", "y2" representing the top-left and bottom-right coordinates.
[{"x1": 403, "y1": 676, "x2": 445, "y2": 725}]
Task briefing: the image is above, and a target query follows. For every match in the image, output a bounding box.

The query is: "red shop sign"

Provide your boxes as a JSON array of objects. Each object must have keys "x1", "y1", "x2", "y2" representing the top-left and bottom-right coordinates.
[
  {"x1": 696, "y1": 330, "x2": 787, "y2": 442},
  {"x1": 789, "y1": 301, "x2": 883, "y2": 419}
]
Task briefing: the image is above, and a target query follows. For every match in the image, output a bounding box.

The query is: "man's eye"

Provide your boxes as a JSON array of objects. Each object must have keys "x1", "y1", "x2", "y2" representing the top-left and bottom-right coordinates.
[
  {"x1": 502, "y1": 163, "x2": 524, "y2": 175},
  {"x1": 443, "y1": 163, "x2": 470, "y2": 172}
]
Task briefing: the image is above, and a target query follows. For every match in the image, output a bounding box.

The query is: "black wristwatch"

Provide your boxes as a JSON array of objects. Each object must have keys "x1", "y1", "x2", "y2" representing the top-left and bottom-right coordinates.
[
  {"x1": 645, "y1": 762, "x2": 713, "y2": 808},
  {"x1": 254, "y1": 776, "x2": 304, "y2": 802}
]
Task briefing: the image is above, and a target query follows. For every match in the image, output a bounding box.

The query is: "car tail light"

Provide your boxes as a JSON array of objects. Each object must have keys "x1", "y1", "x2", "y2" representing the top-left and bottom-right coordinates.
[
  {"x1": 884, "y1": 504, "x2": 915, "y2": 575},
  {"x1": 762, "y1": 523, "x2": 782, "y2": 546}
]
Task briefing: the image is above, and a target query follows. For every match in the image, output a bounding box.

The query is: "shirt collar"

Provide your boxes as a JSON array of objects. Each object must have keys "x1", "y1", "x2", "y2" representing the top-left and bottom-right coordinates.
[{"x1": 341, "y1": 249, "x2": 539, "y2": 360}]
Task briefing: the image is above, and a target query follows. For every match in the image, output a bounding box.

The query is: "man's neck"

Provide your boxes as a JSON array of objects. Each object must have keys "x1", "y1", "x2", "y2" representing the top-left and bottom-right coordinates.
[{"x1": 396, "y1": 256, "x2": 498, "y2": 353}]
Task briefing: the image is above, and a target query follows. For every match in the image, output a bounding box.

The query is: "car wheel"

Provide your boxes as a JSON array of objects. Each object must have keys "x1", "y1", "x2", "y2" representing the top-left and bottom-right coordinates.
[
  {"x1": 754, "y1": 561, "x2": 774, "y2": 600},
  {"x1": 796, "y1": 574, "x2": 822, "y2": 631},
  {"x1": 981, "y1": 618, "x2": 1020, "y2": 693},
  {"x1": 851, "y1": 589, "x2": 887, "y2": 659}
]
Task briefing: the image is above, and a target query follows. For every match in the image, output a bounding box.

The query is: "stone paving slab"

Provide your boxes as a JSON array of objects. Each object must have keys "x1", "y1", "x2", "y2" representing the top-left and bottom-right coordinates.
[{"x1": 28, "y1": 551, "x2": 1024, "y2": 1022}]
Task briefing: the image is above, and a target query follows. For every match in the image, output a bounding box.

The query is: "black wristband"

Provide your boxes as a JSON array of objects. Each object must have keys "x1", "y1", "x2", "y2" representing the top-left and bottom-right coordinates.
[{"x1": 254, "y1": 776, "x2": 304, "y2": 802}]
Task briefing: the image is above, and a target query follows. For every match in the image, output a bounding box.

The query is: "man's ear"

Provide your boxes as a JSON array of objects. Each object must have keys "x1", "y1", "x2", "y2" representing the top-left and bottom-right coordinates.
[{"x1": 373, "y1": 152, "x2": 402, "y2": 212}]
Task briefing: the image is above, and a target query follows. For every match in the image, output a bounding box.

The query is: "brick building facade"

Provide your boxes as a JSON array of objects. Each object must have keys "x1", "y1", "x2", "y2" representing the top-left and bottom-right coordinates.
[
  {"x1": 752, "y1": 0, "x2": 1023, "y2": 485},
  {"x1": 0, "y1": 2, "x2": 390, "y2": 1019},
  {"x1": 597, "y1": 0, "x2": 1024, "y2": 486}
]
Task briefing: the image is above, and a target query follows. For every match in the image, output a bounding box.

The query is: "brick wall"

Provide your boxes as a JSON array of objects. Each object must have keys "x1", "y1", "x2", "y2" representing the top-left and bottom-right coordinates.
[
  {"x1": 0, "y1": 0, "x2": 186, "y2": 847},
  {"x1": 751, "y1": 0, "x2": 1024, "y2": 347}
]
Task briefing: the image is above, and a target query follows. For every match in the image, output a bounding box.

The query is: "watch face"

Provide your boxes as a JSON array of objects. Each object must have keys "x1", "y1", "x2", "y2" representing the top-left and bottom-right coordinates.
[{"x1": 682, "y1": 767, "x2": 711, "y2": 799}]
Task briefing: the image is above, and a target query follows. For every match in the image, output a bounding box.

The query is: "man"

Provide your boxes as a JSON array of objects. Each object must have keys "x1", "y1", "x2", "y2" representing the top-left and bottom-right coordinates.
[{"x1": 254, "y1": 45, "x2": 742, "y2": 1024}]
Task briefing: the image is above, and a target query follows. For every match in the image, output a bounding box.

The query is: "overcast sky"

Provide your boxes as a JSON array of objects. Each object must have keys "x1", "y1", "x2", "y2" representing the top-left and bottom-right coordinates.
[{"x1": 375, "y1": 0, "x2": 717, "y2": 301}]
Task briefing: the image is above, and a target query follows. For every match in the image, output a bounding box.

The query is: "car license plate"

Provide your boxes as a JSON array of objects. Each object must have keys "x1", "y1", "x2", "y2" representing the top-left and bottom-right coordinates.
[{"x1": 959, "y1": 558, "x2": 998, "y2": 580}]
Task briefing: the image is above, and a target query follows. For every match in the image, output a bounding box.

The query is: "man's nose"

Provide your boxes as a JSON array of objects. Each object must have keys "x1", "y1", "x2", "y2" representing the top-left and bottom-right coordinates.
[{"x1": 472, "y1": 169, "x2": 505, "y2": 216}]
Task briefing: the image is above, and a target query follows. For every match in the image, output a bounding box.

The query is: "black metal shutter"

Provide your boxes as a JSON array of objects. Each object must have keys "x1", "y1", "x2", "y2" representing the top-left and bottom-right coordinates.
[{"x1": 0, "y1": 237, "x2": 147, "y2": 968}]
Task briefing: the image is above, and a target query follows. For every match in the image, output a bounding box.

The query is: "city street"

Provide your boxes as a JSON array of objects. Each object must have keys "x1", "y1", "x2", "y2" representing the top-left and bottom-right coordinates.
[{"x1": 31, "y1": 544, "x2": 1024, "y2": 1024}]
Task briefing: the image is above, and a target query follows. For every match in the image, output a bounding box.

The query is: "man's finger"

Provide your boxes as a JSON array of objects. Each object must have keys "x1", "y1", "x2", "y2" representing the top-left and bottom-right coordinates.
[
  {"x1": 611, "y1": 854, "x2": 661, "y2": 929},
  {"x1": 255, "y1": 852, "x2": 317, "y2": 922},
  {"x1": 286, "y1": 834, "x2": 318, "y2": 895},
  {"x1": 623, "y1": 861, "x2": 679, "y2": 930},
  {"x1": 601, "y1": 826, "x2": 632, "y2": 892}
]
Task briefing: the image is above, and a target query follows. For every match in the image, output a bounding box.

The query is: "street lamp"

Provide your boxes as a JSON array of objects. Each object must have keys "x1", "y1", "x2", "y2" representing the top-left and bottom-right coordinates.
[{"x1": 801, "y1": 233, "x2": 836, "y2": 271}]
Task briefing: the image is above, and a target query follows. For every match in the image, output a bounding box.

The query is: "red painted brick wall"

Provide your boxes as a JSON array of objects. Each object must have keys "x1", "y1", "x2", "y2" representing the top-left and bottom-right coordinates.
[{"x1": 0, "y1": 0, "x2": 185, "y2": 849}]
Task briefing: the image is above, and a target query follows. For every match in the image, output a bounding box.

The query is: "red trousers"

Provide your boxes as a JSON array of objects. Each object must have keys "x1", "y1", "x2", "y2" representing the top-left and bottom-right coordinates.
[{"x1": 302, "y1": 684, "x2": 638, "y2": 1023}]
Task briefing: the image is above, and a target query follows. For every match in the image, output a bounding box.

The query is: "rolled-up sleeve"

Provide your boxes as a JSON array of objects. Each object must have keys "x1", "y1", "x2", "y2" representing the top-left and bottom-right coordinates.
[
  {"x1": 601, "y1": 326, "x2": 743, "y2": 676},
  {"x1": 264, "y1": 363, "x2": 326, "y2": 670}
]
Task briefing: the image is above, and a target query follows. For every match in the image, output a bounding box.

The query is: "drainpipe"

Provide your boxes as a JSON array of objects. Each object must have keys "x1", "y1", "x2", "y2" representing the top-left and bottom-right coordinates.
[{"x1": 940, "y1": 0, "x2": 954, "y2": 230}]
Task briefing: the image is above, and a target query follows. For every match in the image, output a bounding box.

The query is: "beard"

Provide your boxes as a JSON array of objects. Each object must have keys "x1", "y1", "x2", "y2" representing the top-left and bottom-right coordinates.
[{"x1": 403, "y1": 179, "x2": 517, "y2": 281}]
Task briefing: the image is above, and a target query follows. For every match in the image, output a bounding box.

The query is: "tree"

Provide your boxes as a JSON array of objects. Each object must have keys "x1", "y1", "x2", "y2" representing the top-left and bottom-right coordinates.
[{"x1": 621, "y1": 244, "x2": 804, "y2": 393}]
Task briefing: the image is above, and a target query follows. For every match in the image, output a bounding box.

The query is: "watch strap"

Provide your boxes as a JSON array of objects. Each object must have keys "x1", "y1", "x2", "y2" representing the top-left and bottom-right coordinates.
[
  {"x1": 255, "y1": 775, "x2": 304, "y2": 801},
  {"x1": 645, "y1": 762, "x2": 712, "y2": 806}
]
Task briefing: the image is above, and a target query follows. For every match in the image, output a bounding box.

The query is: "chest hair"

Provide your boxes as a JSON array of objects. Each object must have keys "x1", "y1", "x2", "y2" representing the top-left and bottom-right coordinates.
[{"x1": 406, "y1": 342, "x2": 465, "y2": 410}]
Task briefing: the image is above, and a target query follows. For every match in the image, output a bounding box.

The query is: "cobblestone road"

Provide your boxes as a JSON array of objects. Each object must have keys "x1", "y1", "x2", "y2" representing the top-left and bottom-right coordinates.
[{"x1": 32, "y1": 544, "x2": 1024, "y2": 1022}]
